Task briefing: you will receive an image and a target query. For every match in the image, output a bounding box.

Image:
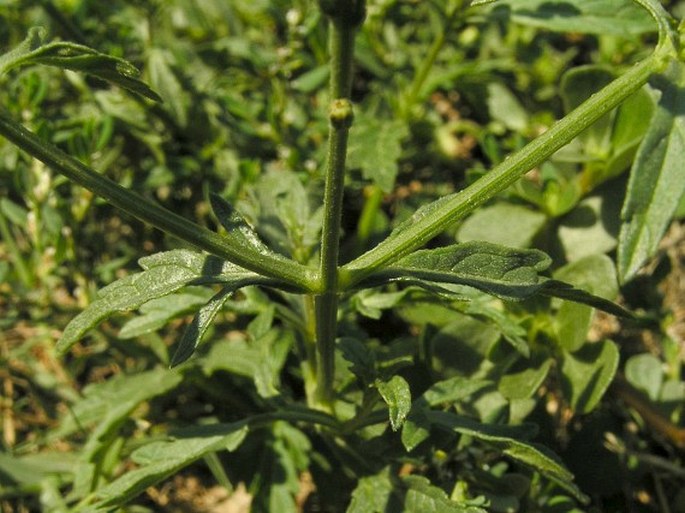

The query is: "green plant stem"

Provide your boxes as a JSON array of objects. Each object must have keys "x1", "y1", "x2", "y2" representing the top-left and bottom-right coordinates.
[
  {"x1": 314, "y1": 18, "x2": 358, "y2": 407},
  {"x1": 401, "y1": 6, "x2": 457, "y2": 119},
  {"x1": 302, "y1": 294, "x2": 319, "y2": 406},
  {"x1": 0, "y1": 109, "x2": 316, "y2": 291},
  {"x1": 341, "y1": 52, "x2": 668, "y2": 287}
]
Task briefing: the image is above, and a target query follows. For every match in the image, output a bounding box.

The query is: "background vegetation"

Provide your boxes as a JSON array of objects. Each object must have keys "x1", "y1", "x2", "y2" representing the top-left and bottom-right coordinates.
[{"x1": 1, "y1": 0, "x2": 685, "y2": 512}]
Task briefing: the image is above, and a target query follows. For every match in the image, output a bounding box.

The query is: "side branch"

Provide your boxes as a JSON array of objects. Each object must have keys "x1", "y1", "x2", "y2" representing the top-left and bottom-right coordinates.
[{"x1": 0, "y1": 110, "x2": 316, "y2": 291}]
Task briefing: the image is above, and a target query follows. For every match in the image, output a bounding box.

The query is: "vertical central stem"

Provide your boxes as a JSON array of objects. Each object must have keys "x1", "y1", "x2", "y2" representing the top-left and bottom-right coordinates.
[{"x1": 314, "y1": 17, "x2": 358, "y2": 408}]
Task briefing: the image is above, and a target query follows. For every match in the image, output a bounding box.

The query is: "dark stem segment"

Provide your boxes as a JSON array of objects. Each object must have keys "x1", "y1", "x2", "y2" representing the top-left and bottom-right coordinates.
[
  {"x1": 0, "y1": 109, "x2": 316, "y2": 291},
  {"x1": 314, "y1": 16, "x2": 359, "y2": 407}
]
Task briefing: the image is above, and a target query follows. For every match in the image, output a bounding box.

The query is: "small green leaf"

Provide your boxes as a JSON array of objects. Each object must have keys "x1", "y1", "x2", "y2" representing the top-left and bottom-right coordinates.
[
  {"x1": 557, "y1": 195, "x2": 620, "y2": 262},
  {"x1": 402, "y1": 409, "x2": 432, "y2": 452},
  {"x1": 0, "y1": 452, "x2": 77, "y2": 487},
  {"x1": 552, "y1": 255, "x2": 619, "y2": 351},
  {"x1": 210, "y1": 193, "x2": 273, "y2": 255},
  {"x1": 498, "y1": 358, "x2": 553, "y2": 400},
  {"x1": 487, "y1": 83, "x2": 529, "y2": 132},
  {"x1": 403, "y1": 475, "x2": 487, "y2": 513},
  {"x1": 457, "y1": 203, "x2": 547, "y2": 249},
  {"x1": 57, "y1": 250, "x2": 262, "y2": 353},
  {"x1": 618, "y1": 62, "x2": 685, "y2": 283},
  {"x1": 347, "y1": 468, "x2": 396, "y2": 513},
  {"x1": 291, "y1": 65, "x2": 329, "y2": 93},
  {"x1": 0, "y1": 198, "x2": 28, "y2": 227},
  {"x1": 0, "y1": 26, "x2": 45, "y2": 75},
  {"x1": 347, "y1": 113, "x2": 409, "y2": 193},
  {"x1": 95, "y1": 422, "x2": 248, "y2": 507},
  {"x1": 170, "y1": 286, "x2": 236, "y2": 367},
  {"x1": 625, "y1": 353, "x2": 663, "y2": 400},
  {"x1": 376, "y1": 375, "x2": 412, "y2": 431},
  {"x1": 422, "y1": 376, "x2": 493, "y2": 407},
  {"x1": 561, "y1": 340, "x2": 619, "y2": 414},
  {"x1": 147, "y1": 48, "x2": 188, "y2": 126}
]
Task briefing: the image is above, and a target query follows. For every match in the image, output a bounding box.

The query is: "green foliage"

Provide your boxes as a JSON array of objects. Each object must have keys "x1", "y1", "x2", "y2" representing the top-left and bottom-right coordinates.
[
  {"x1": 57, "y1": 249, "x2": 267, "y2": 354},
  {"x1": 95, "y1": 422, "x2": 249, "y2": 509},
  {"x1": 618, "y1": 61, "x2": 685, "y2": 282},
  {"x1": 1, "y1": 0, "x2": 684, "y2": 511}
]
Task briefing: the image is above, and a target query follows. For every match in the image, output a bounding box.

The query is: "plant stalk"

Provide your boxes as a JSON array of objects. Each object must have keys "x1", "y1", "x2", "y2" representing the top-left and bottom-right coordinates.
[
  {"x1": 314, "y1": 16, "x2": 359, "y2": 407},
  {"x1": 401, "y1": 5, "x2": 458, "y2": 119},
  {"x1": 341, "y1": 52, "x2": 668, "y2": 287},
  {"x1": 0, "y1": 109, "x2": 316, "y2": 291}
]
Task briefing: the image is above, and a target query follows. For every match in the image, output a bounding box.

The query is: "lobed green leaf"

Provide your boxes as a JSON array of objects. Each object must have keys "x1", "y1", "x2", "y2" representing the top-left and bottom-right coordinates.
[
  {"x1": 376, "y1": 375, "x2": 412, "y2": 431},
  {"x1": 94, "y1": 422, "x2": 248, "y2": 508},
  {"x1": 347, "y1": 114, "x2": 409, "y2": 193}
]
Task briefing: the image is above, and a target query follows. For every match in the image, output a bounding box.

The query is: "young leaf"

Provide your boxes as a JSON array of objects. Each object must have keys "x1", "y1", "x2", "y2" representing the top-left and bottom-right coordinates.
[
  {"x1": 170, "y1": 285, "x2": 235, "y2": 367},
  {"x1": 347, "y1": 468, "x2": 397, "y2": 513},
  {"x1": 618, "y1": 63, "x2": 685, "y2": 283},
  {"x1": 625, "y1": 353, "x2": 663, "y2": 400},
  {"x1": 376, "y1": 375, "x2": 412, "y2": 431},
  {"x1": 57, "y1": 250, "x2": 264, "y2": 353},
  {"x1": 422, "y1": 376, "x2": 493, "y2": 407},
  {"x1": 95, "y1": 422, "x2": 248, "y2": 508},
  {"x1": 210, "y1": 193, "x2": 274, "y2": 255},
  {"x1": 561, "y1": 340, "x2": 619, "y2": 414},
  {"x1": 147, "y1": 47, "x2": 187, "y2": 126},
  {"x1": 402, "y1": 409, "x2": 432, "y2": 452},
  {"x1": 402, "y1": 475, "x2": 487, "y2": 513},
  {"x1": 346, "y1": 113, "x2": 409, "y2": 193},
  {"x1": 457, "y1": 203, "x2": 546, "y2": 249},
  {"x1": 0, "y1": 27, "x2": 161, "y2": 101},
  {"x1": 552, "y1": 255, "x2": 619, "y2": 352},
  {"x1": 498, "y1": 358, "x2": 553, "y2": 400}
]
